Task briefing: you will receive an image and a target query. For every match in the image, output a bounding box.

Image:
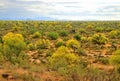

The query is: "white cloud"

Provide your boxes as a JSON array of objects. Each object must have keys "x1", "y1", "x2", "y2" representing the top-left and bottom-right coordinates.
[{"x1": 0, "y1": 0, "x2": 120, "y2": 20}]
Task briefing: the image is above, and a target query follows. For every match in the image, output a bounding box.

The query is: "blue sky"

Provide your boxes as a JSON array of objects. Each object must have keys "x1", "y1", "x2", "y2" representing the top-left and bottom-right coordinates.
[{"x1": 0, "y1": 0, "x2": 120, "y2": 20}]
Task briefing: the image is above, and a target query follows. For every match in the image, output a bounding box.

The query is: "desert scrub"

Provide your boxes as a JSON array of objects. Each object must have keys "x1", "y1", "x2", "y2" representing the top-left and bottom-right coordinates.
[
  {"x1": 55, "y1": 39, "x2": 65, "y2": 48},
  {"x1": 27, "y1": 43, "x2": 36, "y2": 50},
  {"x1": 49, "y1": 46, "x2": 79, "y2": 70},
  {"x1": 47, "y1": 32, "x2": 59, "y2": 40},
  {"x1": 66, "y1": 39, "x2": 80, "y2": 50},
  {"x1": 110, "y1": 49, "x2": 120, "y2": 73},
  {"x1": 74, "y1": 34, "x2": 81, "y2": 40},
  {"x1": 95, "y1": 27, "x2": 104, "y2": 32},
  {"x1": 2, "y1": 32, "x2": 26, "y2": 63},
  {"x1": 110, "y1": 49, "x2": 120, "y2": 65},
  {"x1": 109, "y1": 30, "x2": 120, "y2": 39},
  {"x1": 91, "y1": 33, "x2": 108, "y2": 45},
  {"x1": 59, "y1": 30, "x2": 68, "y2": 37},
  {"x1": 66, "y1": 23, "x2": 72, "y2": 28},
  {"x1": 35, "y1": 39, "x2": 50, "y2": 49},
  {"x1": 32, "y1": 31, "x2": 41, "y2": 38}
]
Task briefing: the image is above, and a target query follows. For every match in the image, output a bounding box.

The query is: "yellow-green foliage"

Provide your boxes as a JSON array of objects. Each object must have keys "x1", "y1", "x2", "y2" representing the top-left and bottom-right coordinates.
[
  {"x1": 35, "y1": 39, "x2": 50, "y2": 49},
  {"x1": 81, "y1": 37, "x2": 88, "y2": 43},
  {"x1": 66, "y1": 39, "x2": 80, "y2": 49},
  {"x1": 91, "y1": 33, "x2": 108, "y2": 45},
  {"x1": 3, "y1": 32, "x2": 26, "y2": 56},
  {"x1": 86, "y1": 24, "x2": 94, "y2": 29},
  {"x1": 32, "y1": 31, "x2": 41, "y2": 38},
  {"x1": 110, "y1": 49, "x2": 120, "y2": 65},
  {"x1": 109, "y1": 30, "x2": 120, "y2": 38},
  {"x1": 2, "y1": 32, "x2": 26, "y2": 64},
  {"x1": 49, "y1": 46, "x2": 79, "y2": 70},
  {"x1": 27, "y1": 43, "x2": 36, "y2": 50},
  {"x1": 12, "y1": 26, "x2": 21, "y2": 31},
  {"x1": 55, "y1": 39, "x2": 65, "y2": 48},
  {"x1": 66, "y1": 23, "x2": 72, "y2": 28}
]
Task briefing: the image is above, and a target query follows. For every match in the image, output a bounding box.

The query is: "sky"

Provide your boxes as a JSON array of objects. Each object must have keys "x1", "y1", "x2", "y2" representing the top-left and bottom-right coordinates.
[{"x1": 0, "y1": 0, "x2": 120, "y2": 20}]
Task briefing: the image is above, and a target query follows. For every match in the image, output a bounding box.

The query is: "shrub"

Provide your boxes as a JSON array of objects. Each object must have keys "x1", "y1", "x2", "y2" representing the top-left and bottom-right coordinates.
[
  {"x1": 35, "y1": 39, "x2": 50, "y2": 49},
  {"x1": 66, "y1": 23, "x2": 72, "y2": 28},
  {"x1": 49, "y1": 46, "x2": 79, "y2": 70},
  {"x1": 12, "y1": 26, "x2": 21, "y2": 31},
  {"x1": 48, "y1": 32, "x2": 59, "y2": 40},
  {"x1": 2, "y1": 32, "x2": 26, "y2": 63},
  {"x1": 95, "y1": 57, "x2": 109, "y2": 64},
  {"x1": 32, "y1": 31, "x2": 41, "y2": 38},
  {"x1": 55, "y1": 40, "x2": 65, "y2": 48},
  {"x1": 74, "y1": 34, "x2": 81, "y2": 40},
  {"x1": 59, "y1": 30, "x2": 68, "y2": 37},
  {"x1": 3, "y1": 32, "x2": 26, "y2": 57},
  {"x1": 79, "y1": 28, "x2": 86, "y2": 34},
  {"x1": 95, "y1": 27, "x2": 104, "y2": 32},
  {"x1": 27, "y1": 43, "x2": 36, "y2": 50},
  {"x1": 66, "y1": 39, "x2": 80, "y2": 50},
  {"x1": 91, "y1": 33, "x2": 108, "y2": 45},
  {"x1": 76, "y1": 48, "x2": 86, "y2": 56},
  {"x1": 81, "y1": 37, "x2": 88, "y2": 43},
  {"x1": 110, "y1": 49, "x2": 120, "y2": 65},
  {"x1": 109, "y1": 30, "x2": 120, "y2": 38}
]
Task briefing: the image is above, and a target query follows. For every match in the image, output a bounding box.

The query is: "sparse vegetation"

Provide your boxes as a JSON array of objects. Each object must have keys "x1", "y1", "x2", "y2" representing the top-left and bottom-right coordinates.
[{"x1": 0, "y1": 21, "x2": 120, "y2": 81}]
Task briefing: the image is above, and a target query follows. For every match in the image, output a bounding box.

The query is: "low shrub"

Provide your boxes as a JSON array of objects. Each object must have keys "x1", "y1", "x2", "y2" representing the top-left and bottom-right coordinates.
[
  {"x1": 49, "y1": 46, "x2": 79, "y2": 70},
  {"x1": 59, "y1": 30, "x2": 68, "y2": 37},
  {"x1": 66, "y1": 39, "x2": 80, "y2": 50},
  {"x1": 55, "y1": 40, "x2": 65, "y2": 48},
  {"x1": 32, "y1": 31, "x2": 41, "y2": 38},
  {"x1": 48, "y1": 32, "x2": 59, "y2": 40},
  {"x1": 74, "y1": 34, "x2": 81, "y2": 40},
  {"x1": 35, "y1": 39, "x2": 50, "y2": 49},
  {"x1": 91, "y1": 33, "x2": 108, "y2": 45},
  {"x1": 109, "y1": 30, "x2": 120, "y2": 39},
  {"x1": 27, "y1": 43, "x2": 36, "y2": 50},
  {"x1": 76, "y1": 48, "x2": 86, "y2": 56},
  {"x1": 2, "y1": 32, "x2": 26, "y2": 64}
]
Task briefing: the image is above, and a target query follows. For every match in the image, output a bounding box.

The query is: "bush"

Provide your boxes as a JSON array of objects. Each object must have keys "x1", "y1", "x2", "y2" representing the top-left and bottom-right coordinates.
[
  {"x1": 55, "y1": 40, "x2": 65, "y2": 48},
  {"x1": 110, "y1": 49, "x2": 120, "y2": 65},
  {"x1": 2, "y1": 32, "x2": 26, "y2": 63},
  {"x1": 76, "y1": 48, "x2": 86, "y2": 56},
  {"x1": 81, "y1": 37, "x2": 88, "y2": 43},
  {"x1": 59, "y1": 30, "x2": 68, "y2": 37},
  {"x1": 66, "y1": 23, "x2": 72, "y2": 28},
  {"x1": 32, "y1": 31, "x2": 41, "y2": 38},
  {"x1": 49, "y1": 46, "x2": 79, "y2": 70},
  {"x1": 74, "y1": 34, "x2": 81, "y2": 40},
  {"x1": 79, "y1": 28, "x2": 86, "y2": 34},
  {"x1": 48, "y1": 32, "x2": 59, "y2": 40},
  {"x1": 109, "y1": 30, "x2": 120, "y2": 38},
  {"x1": 35, "y1": 39, "x2": 50, "y2": 49},
  {"x1": 95, "y1": 27, "x2": 104, "y2": 32},
  {"x1": 3, "y1": 32, "x2": 26, "y2": 56},
  {"x1": 27, "y1": 43, "x2": 36, "y2": 50},
  {"x1": 12, "y1": 26, "x2": 21, "y2": 31},
  {"x1": 66, "y1": 39, "x2": 80, "y2": 50},
  {"x1": 95, "y1": 57, "x2": 109, "y2": 64},
  {"x1": 91, "y1": 33, "x2": 108, "y2": 45}
]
